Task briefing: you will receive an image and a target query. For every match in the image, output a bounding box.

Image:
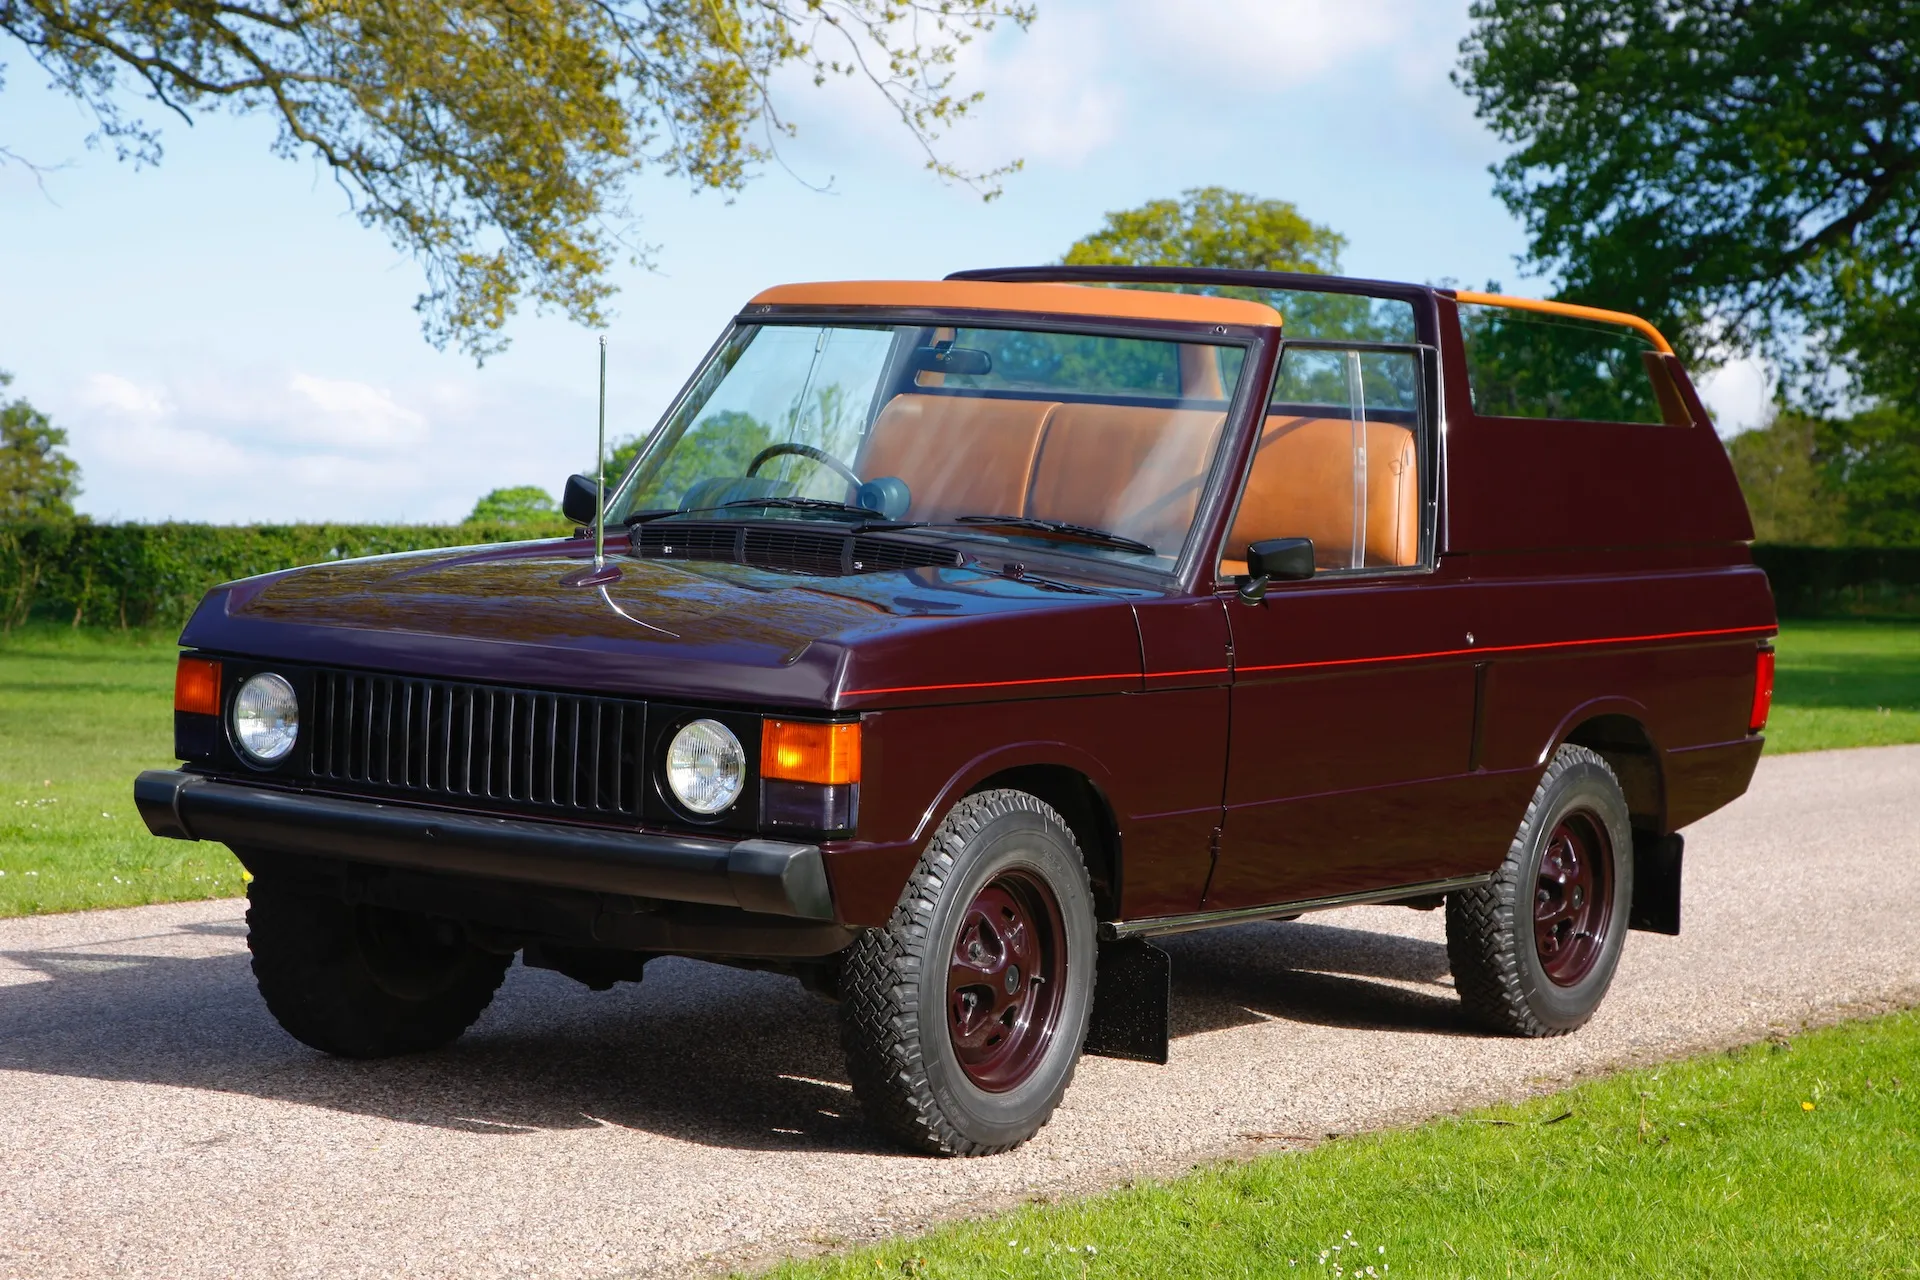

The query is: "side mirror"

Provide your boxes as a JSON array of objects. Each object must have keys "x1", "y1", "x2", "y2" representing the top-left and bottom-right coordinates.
[
  {"x1": 1236, "y1": 536, "x2": 1314, "y2": 603},
  {"x1": 562, "y1": 473, "x2": 601, "y2": 526}
]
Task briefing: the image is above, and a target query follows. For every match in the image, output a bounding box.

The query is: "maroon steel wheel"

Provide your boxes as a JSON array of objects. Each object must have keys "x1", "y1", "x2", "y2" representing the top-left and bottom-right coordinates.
[
  {"x1": 946, "y1": 869, "x2": 1068, "y2": 1093},
  {"x1": 1534, "y1": 808, "x2": 1616, "y2": 986}
]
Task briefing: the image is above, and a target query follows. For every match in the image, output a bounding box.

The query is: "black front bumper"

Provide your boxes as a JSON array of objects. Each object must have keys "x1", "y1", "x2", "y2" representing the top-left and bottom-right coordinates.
[{"x1": 134, "y1": 769, "x2": 835, "y2": 921}]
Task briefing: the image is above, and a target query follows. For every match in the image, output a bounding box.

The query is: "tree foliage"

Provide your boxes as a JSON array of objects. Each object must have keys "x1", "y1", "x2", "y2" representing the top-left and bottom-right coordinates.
[
  {"x1": 1726, "y1": 412, "x2": 1850, "y2": 545},
  {"x1": 1456, "y1": 302, "x2": 1671, "y2": 424},
  {"x1": 0, "y1": 519, "x2": 549, "y2": 629},
  {"x1": 1725, "y1": 406, "x2": 1920, "y2": 546},
  {"x1": 0, "y1": 370, "x2": 80, "y2": 520},
  {"x1": 1821, "y1": 405, "x2": 1920, "y2": 545},
  {"x1": 627, "y1": 408, "x2": 771, "y2": 509},
  {"x1": 1060, "y1": 187, "x2": 1417, "y2": 343},
  {"x1": 466, "y1": 484, "x2": 563, "y2": 529},
  {"x1": 2, "y1": 0, "x2": 1032, "y2": 361},
  {"x1": 1457, "y1": 1, "x2": 1920, "y2": 405},
  {"x1": 1063, "y1": 187, "x2": 1345, "y2": 276}
]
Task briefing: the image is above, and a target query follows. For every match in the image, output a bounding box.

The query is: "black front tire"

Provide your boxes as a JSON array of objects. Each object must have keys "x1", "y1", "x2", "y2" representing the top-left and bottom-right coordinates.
[
  {"x1": 246, "y1": 877, "x2": 511, "y2": 1058},
  {"x1": 839, "y1": 790, "x2": 1097, "y2": 1156},
  {"x1": 1446, "y1": 743, "x2": 1635, "y2": 1037}
]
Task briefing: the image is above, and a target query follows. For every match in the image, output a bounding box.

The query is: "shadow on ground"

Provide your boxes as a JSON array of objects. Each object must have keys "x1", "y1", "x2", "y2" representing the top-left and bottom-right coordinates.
[{"x1": 0, "y1": 915, "x2": 1466, "y2": 1153}]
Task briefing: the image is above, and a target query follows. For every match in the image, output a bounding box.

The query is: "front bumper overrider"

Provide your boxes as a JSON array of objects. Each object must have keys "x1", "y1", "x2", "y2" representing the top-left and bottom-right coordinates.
[{"x1": 133, "y1": 769, "x2": 835, "y2": 921}]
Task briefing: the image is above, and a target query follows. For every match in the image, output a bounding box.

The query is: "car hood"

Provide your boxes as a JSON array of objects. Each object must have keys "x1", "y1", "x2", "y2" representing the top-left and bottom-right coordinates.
[{"x1": 179, "y1": 536, "x2": 1156, "y2": 709}]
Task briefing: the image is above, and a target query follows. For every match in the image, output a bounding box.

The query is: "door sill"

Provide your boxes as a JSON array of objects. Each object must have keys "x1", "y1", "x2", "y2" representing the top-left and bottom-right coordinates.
[{"x1": 1101, "y1": 873, "x2": 1493, "y2": 941}]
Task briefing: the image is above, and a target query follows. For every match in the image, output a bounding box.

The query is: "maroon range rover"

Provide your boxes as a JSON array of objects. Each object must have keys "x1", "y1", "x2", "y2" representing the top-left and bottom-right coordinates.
[{"x1": 136, "y1": 267, "x2": 1777, "y2": 1155}]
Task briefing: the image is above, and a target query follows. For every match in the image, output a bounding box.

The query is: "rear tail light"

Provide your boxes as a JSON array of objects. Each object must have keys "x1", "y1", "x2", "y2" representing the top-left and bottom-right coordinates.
[
  {"x1": 1749, "y1": 647, "x2": 1775, "y2": 733},
  {"x1": 174, "y1": 657, "x2": 222, "y2": 716}
]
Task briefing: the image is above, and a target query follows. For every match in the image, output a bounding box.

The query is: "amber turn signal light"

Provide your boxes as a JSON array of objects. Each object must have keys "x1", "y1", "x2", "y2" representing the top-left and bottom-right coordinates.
[
  {"x1": 761, "y1": 720, "x2": 861, "y2": 785},
  {"x1": 1749, "y1": 647, "x2": 1775, "y2": 734},
  {"x1": 175, "y1": 657, "x2": 222, "y2": 716}
]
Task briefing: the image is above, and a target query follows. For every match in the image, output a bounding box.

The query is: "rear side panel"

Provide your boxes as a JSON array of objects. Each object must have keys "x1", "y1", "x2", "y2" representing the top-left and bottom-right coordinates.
[
  {"x1": 1438, "y1": 299, "x2": 1755, "y2": 554},
  {"x1": 1436, "y1": 296, "x2": 1776, "y2": 839}
]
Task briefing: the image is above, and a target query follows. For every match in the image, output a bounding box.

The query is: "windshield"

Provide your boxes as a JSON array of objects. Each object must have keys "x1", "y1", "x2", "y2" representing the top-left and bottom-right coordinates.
[{"x1": 610, "y1": 321, "x2": 1252, "y2": 570}]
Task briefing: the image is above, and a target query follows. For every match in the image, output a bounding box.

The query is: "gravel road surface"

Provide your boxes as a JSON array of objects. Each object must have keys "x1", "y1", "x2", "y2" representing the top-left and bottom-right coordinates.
[{"x1": 2, "y1": 745, "x2": 1915, "y2": 1280}]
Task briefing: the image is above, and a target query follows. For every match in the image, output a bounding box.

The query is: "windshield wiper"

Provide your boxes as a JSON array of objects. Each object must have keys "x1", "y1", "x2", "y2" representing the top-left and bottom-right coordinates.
[
  {"x1": 723, "y1": 497, "x2": 887, "y2": 516},
  {"x1": 945, "y1": 515, "x2": 1157, "y2": 556},
  {"x1": 624, "y1": 497, "x2": 885, "y2": 526},
  {"x1": 998, "y1": 567, "x2": 1109, "y2": 595}
]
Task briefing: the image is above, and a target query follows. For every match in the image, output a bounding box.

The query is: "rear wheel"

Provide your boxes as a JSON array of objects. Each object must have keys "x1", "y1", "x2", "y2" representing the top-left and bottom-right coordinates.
[
  {"x1": 1446, "y1": 744, "x2": 1634, "y2": 1037},
  {"x1": 839, "y1": 790, "x2": 1096, "y2": 1155},
  {"x1": 246, "y1": 876, "x2": 510, "y2": 1058}
]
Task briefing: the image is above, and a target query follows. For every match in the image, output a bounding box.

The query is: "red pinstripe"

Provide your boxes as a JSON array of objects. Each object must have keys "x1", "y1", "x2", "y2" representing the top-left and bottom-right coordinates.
[{"x1": 840, "y1": 623, "x2": 1775, "y2": 700}]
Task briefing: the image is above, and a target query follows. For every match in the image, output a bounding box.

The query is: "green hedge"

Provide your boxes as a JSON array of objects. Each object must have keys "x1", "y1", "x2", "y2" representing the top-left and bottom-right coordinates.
[
  {"x1": 2, "y1": 524, "x2": 1914, "y2": 632},
  {"x1": 0, "y1": 521, "x2": 569, "y2": 632},
  {"x1": 1750, "y1": 545, "x2": 1920, "y2": 618}
]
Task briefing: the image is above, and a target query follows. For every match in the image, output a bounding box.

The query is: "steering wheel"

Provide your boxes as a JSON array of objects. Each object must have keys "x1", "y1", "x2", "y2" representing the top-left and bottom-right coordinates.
[{"x1": 746, "y1": 442, "x2": 864, "y2": 502}]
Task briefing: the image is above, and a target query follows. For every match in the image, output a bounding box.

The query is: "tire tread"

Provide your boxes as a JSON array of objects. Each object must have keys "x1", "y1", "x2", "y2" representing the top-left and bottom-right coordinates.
[
  {"x1": 839, "y1": 789, "x2": 1091, "y2": 1156},
  {"x1": 1446, "y1": 743, "x2": 1623, "y2": 1038},
  {"x1": 247, "y1": 880, "x2": 509, "y2": 1058}
]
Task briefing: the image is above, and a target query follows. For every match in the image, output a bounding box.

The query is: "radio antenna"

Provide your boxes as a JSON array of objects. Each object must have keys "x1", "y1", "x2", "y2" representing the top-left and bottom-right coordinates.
[{"x1": 594, "y1": 335, "x2": 608, "y2": 572}]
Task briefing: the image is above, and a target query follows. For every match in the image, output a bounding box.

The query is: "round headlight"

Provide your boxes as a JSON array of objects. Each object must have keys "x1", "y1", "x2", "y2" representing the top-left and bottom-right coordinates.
[
  {"x1": 666, "y1": 718, "x2": 745, "y2": 815},
  {"x1": 232, "y1": 672, "x2": 299, "y2": 764}
]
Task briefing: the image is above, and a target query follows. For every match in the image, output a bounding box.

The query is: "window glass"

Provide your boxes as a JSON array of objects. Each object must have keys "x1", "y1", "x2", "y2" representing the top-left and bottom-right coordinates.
[
  {"x1": 627, "y1": 325, "x2": 896, "y2": 510},
  {"x1": 935, "y1": 328, "x2": 1241, "y2": 401},
  {"x1": 614, "y1": 322, "x2": 1251, "y2": 571},
  {"x1": 1223, "y1": 345, "x2": 1425, "y2": 575},
  {"x1": 1260, "y1": 289, "x2": 1417, "y2": 344},
  {"x1": 1099, "y1": 282, "x2": 1416, "y2": 344},
  {"x1": 1459, "y1": 303, "x2": 1687, "y2": 424}
]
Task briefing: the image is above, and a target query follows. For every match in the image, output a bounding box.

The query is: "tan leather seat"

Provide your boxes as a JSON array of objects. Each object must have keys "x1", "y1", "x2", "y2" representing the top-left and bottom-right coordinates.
[
  {"x1": 1220, "y1": 414, "x2": 1418, "y2": 575},
  {"x1": 858, "y1": 394, "x2": 1059, "y2": 523},
  {"x1": 1027, "y1": 404, "x2": 1226, "y2": 554}
]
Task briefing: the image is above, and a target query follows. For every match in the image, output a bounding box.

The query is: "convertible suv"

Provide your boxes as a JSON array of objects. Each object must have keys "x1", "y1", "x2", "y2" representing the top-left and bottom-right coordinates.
[{"x1": 136, "y1": 267, "x2": 1777, "y2": 1155}]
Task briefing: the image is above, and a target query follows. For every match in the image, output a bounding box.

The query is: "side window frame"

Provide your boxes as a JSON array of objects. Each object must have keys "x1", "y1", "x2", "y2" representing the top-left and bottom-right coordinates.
[{"x1": 1214, "y1": 337, "x2": 1441, "y2": 585}]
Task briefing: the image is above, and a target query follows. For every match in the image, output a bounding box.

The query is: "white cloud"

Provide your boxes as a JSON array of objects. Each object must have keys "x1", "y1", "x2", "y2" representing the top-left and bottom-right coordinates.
[
  {"x1": 1121, "y1": 0, "x2": 1401, "y2": 79},
  {"x1": 57, "y1": 366, "x2": 582, "y2": 523},
  {"x1": 78, "y1": 372, "x2": 171, "y2": 421},
  {"x1": 1697, "y1": 357, "x2": 1774, "y2": 437},
  {"x1": 748, "y1": 3, "x2": 1123, "y2": 180},
  {"x1": 945, "y1": 9, "x2": 1123, "y2": 169},
  {"x1": 286, "y1": 373, "x2": 428, "y2": 448},
  {"x1": 1111, "y1": 0, "x2": 1466, "y2": 86}
]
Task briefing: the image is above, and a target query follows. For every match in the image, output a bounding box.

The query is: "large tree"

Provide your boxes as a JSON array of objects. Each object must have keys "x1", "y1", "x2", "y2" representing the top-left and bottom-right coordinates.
[
  {"x1": 466, "y1": 483, "x2": 562, "y2": 528},
  {"x1": 1723, "y1": 412, "x2": 1848, "y2": 545},
  {"x1": 2, "y1": 0, "x2": 1031, "y2": 361},
  {"x1": 1061, "y1": 188, "x2": 1416, "y2": 342},
  {"x1": 1456, "y1": 2, "x2": 1920, "y2": 407},
  {"x1": 0, "y1": 371, "x2": 81, "y2": 519},
  {"x1": 1063, "y1": 187, "x2": 1345, "y2": 276}
]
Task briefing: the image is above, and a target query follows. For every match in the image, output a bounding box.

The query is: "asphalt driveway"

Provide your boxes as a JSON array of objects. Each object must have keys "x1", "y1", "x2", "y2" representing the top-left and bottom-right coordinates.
[{"x1": 1, "y1": 745, "x2": 1915, "y2": 1279}]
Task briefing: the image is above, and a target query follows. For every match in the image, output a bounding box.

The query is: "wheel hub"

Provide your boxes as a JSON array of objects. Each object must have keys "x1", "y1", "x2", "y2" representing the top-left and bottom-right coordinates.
[
  {"x1": 1533, "y1": 809, "x2": 1614, "y2": 987},
  {"x1": 946, "y1": 870, "x2": 1067, "y2": 1092}
]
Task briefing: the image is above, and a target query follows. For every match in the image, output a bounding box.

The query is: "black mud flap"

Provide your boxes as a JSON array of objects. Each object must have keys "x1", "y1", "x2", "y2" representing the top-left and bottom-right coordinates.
[
  {"x1": 1083, "y1": 938, "x2": 1170, "y2": 1064},
  {"x1": 1629, "y1": 831, "x2": 1684, "y2": 935}
]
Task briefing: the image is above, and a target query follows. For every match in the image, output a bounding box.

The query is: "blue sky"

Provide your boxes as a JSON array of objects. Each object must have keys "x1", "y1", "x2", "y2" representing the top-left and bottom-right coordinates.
[{"x1": 0, "y1": 0, "x2": 1769, "y2": 524}]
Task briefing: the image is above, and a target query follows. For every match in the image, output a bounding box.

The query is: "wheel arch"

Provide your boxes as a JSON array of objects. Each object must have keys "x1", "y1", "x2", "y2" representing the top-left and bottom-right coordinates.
[
  {"x1": 1548, "y1": 699, "x2": 1669, "y2": 834},
  {"x1": 908, "y1": 743, "x2": 1125, "y2": 922},
  {"x1": 970, "y1": 763, "x2": 1124, "y2": 921}
]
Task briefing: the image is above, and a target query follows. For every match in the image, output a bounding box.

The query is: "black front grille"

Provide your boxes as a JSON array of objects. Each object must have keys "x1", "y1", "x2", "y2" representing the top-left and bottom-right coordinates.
[
  {"x1": 306, "y1": 670, "x2": 642, "y2": 819},
  {"x1": 631, "y1": 522, "x2": 961, "y2": 575}
]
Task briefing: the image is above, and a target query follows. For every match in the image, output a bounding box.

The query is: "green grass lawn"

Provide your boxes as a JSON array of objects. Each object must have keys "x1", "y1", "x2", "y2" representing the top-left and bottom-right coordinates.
[
  {"x1": 755, "y1": 1010, "x2": 1919, "y2": 1279},
  {"x1": 0, "y1": 625, "x2": 244, "y2": 915},
  {"x1": 0, "y1": 618, "x2": 1913, "y2": 917},
  {"x1": 1763, "y1": 619, "x2": 1920, "y2": 753}
]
